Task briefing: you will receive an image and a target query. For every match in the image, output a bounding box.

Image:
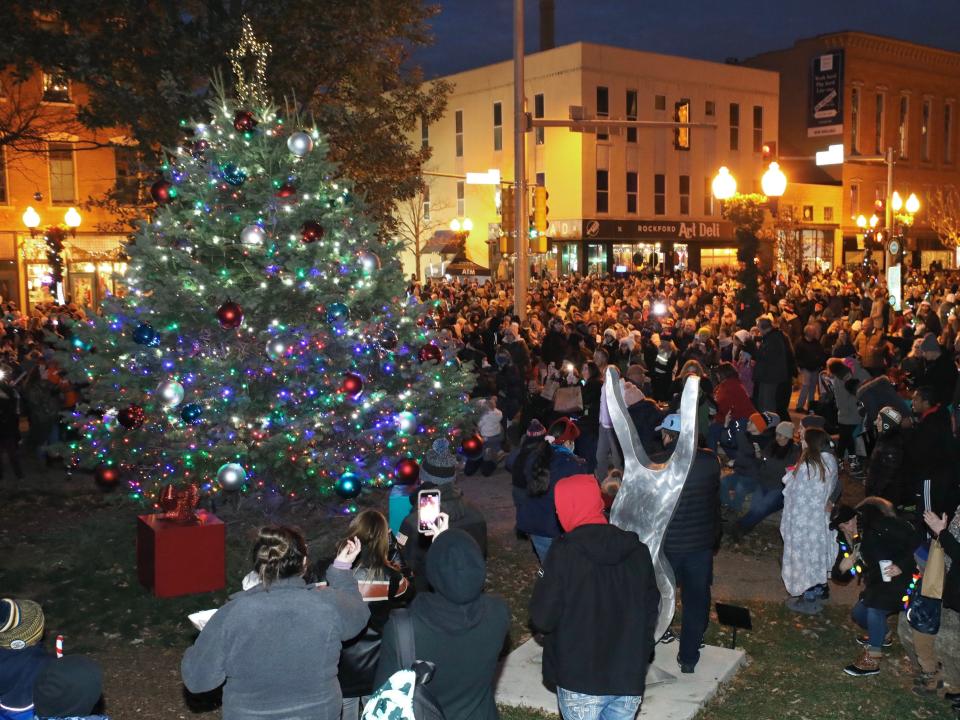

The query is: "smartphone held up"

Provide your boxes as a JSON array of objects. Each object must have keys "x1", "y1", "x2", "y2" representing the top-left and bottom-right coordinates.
[{"x1": 418, "y1": 489, "x2": 441, "y2": 533}]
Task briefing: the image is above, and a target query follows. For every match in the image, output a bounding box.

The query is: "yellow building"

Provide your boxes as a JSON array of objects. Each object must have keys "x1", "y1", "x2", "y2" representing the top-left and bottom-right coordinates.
[
  {"x1": 404, "y1": 41, "x2": 779, "y2": 277},
  {"x1": 748, "y1": 32, "x2": 960, "y2": 269},
  {"x1": 0, "y1": 68, "x2": 136, "y2": 312}
]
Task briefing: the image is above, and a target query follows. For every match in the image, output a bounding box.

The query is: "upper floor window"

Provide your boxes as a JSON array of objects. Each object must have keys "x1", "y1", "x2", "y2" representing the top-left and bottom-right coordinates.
[
  {"x1": 626, "y1": 172, "x2": 638, "y2": 214},
  {"x1": 945, "y1": 102, "x2": 954, "y2": 164},
  {"x1": 705, "y1": 100, "x2": 715, "y2": 117},
  {"x1": 114, "y1": 146, "x2": 141, "y2": 205},
  {"x1": 42, "y1": 70, "x2": 71, "y2": 103},
  {"x1": 921, "y1": 98, "x2": 932, "y2": 162},
  {"x1": 898, "y1": 95, "x2": 909, "y2": 160},
  {"x1": 48, "y1": 142, "x2": 75, "y2": 204},
  {"x1": 534, "y1": 93, "x2": 545, "y2": 145},
  {"x1": 456, "y1": 180, "x2": 464, "y2": 216},
  {"x1": 850, "y1": 88, "x2": 860, "y2": 154},
  {"x1": 752, "y1": 106, "x2": 764, "y2": 152},
  {"x1": 596, "y1": 170, "x2": 609, "y2": 213},
  {"x1": 0, "y1": 146, "x2": 7, "y2": 205},
  {"x1": 626, "y1": 89, "x2": 638, "y2": 143},
  {"x1": 654, "y1": 95, "x2": 666, "y2": 111},
  {"x1": 455, "y1": 110, "x2": 463, "y2": 158},
  {"x1": 675, "y1": 99, "x2": 691, "y2": 151},
  {"x1": 597, "y1": 86, "x2": 609, "y2": 141},
  {"x1": 729, "y1": 103, "x2": 740, "y2": 151},
  {"x1": 421, "y1": 117, "x2": 429, "y2": 150},
  {"x1": 493, "y1": 102, "x2": 503, "y2": 152},
  {"x1": 874, "y1": 92, "x2": 885, "y2": 155}
]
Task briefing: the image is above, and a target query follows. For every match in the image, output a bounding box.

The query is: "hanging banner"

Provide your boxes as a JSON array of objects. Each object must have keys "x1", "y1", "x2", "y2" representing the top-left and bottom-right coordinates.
[{"x1": 808, "y1": 50, "x2": 844, "y2": 138}]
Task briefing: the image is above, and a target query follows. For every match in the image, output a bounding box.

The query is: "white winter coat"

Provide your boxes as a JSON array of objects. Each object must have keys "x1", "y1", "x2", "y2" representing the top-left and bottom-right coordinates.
[{"x1": 780, "y1": 452, "x2": 838, "y2": 596}]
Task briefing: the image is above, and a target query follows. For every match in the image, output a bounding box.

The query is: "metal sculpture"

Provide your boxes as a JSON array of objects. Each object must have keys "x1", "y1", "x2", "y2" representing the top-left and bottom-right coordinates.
[{"x1": 606, "y1": 368, "x2": 699, "y2": 642}]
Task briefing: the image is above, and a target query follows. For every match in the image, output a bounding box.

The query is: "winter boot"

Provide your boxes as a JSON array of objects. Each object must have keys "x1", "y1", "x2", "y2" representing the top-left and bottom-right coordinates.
[{"x1": 843, "y1": 650, "x2": 881, "y2": 676}]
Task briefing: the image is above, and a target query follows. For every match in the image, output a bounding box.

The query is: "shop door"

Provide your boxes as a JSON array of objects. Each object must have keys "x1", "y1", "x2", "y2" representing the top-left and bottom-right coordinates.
[{"x1": 69, "y1": 273, "x2": 98, "y2": 311}]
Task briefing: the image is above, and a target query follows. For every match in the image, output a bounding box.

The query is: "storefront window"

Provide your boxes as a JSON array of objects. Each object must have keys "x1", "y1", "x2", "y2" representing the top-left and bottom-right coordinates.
[
  {"x1": 699, "y1": 248, "x2": 738, "y2": 270},
  {"x1": 586, "y1": 244, "x2": 606, "y2": 276},
  {"x1": 612, "y1": 243, "x2": 664, "y2": 273},
  {"x1": 26, "y1": 263, "x2": 56, "y2": 311}
]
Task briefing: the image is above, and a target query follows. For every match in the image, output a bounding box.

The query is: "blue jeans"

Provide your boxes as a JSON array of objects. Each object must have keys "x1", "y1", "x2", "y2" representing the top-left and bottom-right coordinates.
[
  {"x1": 665, "y1": 548, "x2": 713, "y2": 668},
  {"x1": 797, "y1": 369, "x2": 819, "y2": 410},
  {"x1": 531, "y1": 534, "x2": 553, "y2": 564},
  {"x1": 556, "y1": 688, "x2": 642, "y2": 720},
  {"x1": 720, "y1": 473, "x2": 757, "y2": 513},
  {"x1": 851, "y1": 600, "x2": 892, "y2": 650},
  {"x1": 736, "y1": 485, "x2": 784, "y2": 532}
]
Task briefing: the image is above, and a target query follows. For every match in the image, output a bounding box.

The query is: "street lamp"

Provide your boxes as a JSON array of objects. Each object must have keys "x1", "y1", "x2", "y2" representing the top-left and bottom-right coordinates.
[
  {"x1": 760, "y1": 162, "x2": 787, "y2": 198},
  {"x1": 905, "y1": 193, "x2": 920, "y2": 215},
  {"x1": 711, "y1": 166, "x2": 737, "y2": 201},
  {"x1": 21, "y1": 206, "x2": 82, "y2": 305}
]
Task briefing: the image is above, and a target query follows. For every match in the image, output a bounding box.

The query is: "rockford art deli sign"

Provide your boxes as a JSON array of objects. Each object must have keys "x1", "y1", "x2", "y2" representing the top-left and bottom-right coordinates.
[{"x1": 583, "y1": 219, "x2": 734, "y2": 241}]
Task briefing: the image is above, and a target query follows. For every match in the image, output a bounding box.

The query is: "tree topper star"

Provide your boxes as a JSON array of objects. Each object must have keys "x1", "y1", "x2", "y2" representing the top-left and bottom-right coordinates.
[{"x1": 228, "y1": 15, "x2": 272, "y2": 108}]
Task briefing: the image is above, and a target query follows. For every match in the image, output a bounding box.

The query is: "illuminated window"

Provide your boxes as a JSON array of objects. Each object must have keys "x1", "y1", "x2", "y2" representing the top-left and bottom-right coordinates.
[
  {"x1": 729, "y1": 103, "x2": 740, "y2": 151},
  {"x1": 700, "y1": 248, "x2": 738, "y2": 270},
  {"x1": 626, "y1": 172, "x2": 638, "y2": 214},
  {"x1": 535, "y1": 93, "x2": 545, "y2": 145},
  {"x1": 455, "y1": 110, "x2": 463, "y2": 158},
  {"x1": 596, "y1": 170, "x2": 609, "y2": 213},
  {"x1": 679, "y1": 175, "x2": 690, "y2": 215},
  {"x1": 42, "y1": 70, "x2": 70, "y2": 102},
  {"x1": 654, "y1": 174, "x2": 665, "y2": 216},
  {"x1": 921, "y1": 98, "x2": 931, "y2": 162},
  {"x1": 626, "y1": 89, "x2": 638, "y2": 143},
  {"x1": 48, "y1": 142, "x2": 75, "y2": 204},
  {"x1": 675, "y1": 99, "x2": 691, "y2": 151}
]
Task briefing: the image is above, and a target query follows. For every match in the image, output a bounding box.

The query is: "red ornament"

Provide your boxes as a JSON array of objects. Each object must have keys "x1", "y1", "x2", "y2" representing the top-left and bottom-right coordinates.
[
  {"x1": 150, "y1": 179, "x2": 176, "y2": 204},
  {"x1": 118, "y1": 405, "x2": 145, "y2": 429},
  {"x1": 217, "y1": 300, "x2": 244, "y2": 329},
  {"x1": 275, "y1": 183, "x2": 297, "y2": 201},
  {"x1": 233, "y1": 110, "x2": 257, "y2": 132},
  {"x1": 460, "y1": 434, "x2": 484, "y2": 459},
  {"x1": 341, "y1": 372, "x2": 364, "y2": 398},
  {"x1": 94, "y1": 464, "x2": 120, "y2": 488},
  {"x1": 395, "y1": 458, "x2": 420, "y2": 485},
  {"x1": 418, "y1": 343, "x2": 442, "y2": 363},
  {"x1": 301, "y1": 220, "x2": 325, "y2": 244}
]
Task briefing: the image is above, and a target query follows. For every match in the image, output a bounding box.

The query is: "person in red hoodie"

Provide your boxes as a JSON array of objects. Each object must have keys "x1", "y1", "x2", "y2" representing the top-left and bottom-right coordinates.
[
  {"x1": 708, "y1": 362, "x2": 756, "y2": 454},
  {"x1": 530, "y1": 474, "x2": 660, "y2": 720}
]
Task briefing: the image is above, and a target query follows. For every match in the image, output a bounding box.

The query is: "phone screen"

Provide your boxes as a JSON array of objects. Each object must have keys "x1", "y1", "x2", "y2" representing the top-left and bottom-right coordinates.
[{"x1": 418, "y1": 490, "x2": 441, "y2": 532}]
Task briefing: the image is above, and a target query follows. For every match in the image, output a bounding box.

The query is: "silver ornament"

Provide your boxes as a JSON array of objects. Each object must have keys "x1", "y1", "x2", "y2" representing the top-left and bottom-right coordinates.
[
  {"x1": 358, "y1": 250, "x2": 381, "y2": 275},
  {"x1": 606, "y1": 368, "x2": 699, "y2": 683},
  {"x1": 287, "y1": 131, "x2": 314, "y2": 158},
  {"x1": 241, "y1": 224, "x2": 266, "y2": 246},
  {"x1": 216, "y1": 462, "x2": 247, "y2": 490},
  {"x1": 156, "y1": 379, "x2": 186, "y2": 408},
  {"x1": 265, "y1": 336, "x2": 290, "y2": 361}
]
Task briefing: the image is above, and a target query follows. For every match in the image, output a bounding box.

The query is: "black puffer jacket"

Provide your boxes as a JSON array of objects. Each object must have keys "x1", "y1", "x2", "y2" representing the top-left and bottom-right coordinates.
[
  {"x1": 865, "y1": 432, "x2": 905, "y2": 505},
  {"x1": 859, "y1": 516, "x2": 917, "y2": 612},
  {"x1": 655, "y1": 446, "x2": 721, "y2": 554}
]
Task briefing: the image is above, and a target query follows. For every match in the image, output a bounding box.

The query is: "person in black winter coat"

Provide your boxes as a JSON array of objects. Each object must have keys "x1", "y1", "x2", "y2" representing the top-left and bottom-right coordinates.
[
  {"x1": 495, "y1": 351, "x2": 524, "y2": 426},
  {"x1": 541, "y1": 321, "x2": 568, "y2": 368},
  {"x1": 530, "y1": 474, "x2": 660, "y2": 719},
  {"x1": 753, "y1": 318, "x2": 795, "y2": 421},
  {"x1": 653, "y1": 417, "x2": 721, "y2": 673},
  {"x1": 865, "y1": 407, "x2": 906, "y2": 507},
  {"x1": 903, "y1": 386, "x2": 959, "y2": 518},
  {"x1": 0, "y1": 379, "x2": 24, "y2": 485},
  {"x1": 794, "y1": 326, "x2": 827, "y2": 413},
  {"x1": 841, "y1": 498, "x2": 917, "y2": 677},
  {"x1": 376, "y1": 529, "x2": 509, "y2": 720}
]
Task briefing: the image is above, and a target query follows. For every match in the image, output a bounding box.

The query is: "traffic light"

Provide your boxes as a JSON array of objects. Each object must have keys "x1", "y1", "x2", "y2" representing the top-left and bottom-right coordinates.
[
  {"x1": 762, "y1": 141, "x2": 777, "y2": 163},
  {"x1": 534, "y1": 186, "x2": 549, "y2": 234},
  {"x1": 500, "y1": 187, "x2": 515, "y2": 237}
]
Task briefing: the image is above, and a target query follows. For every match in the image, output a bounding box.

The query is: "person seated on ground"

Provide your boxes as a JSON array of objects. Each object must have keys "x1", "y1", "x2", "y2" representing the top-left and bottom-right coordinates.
[
  {"x1": 723, "y1": 409, "x2": 778, "y2": 470},
  {"x1": 318, "y1": 511, "x2": 414, "y2": 720},
  {"x1": 724, "y1": 420, "x2": 800, "y2": 541},
  {"x1": 32, "y1": 655, "x2": 108, "y2": 720},
  {"x1": 0, "y1": 599, "x2": 48, "y2": 720},
  {"x1": 864, "y1": 407, "x2": 906, "y2": 507},
  {"x1": 841, "y1": 497, "x2": 917, "y2": 677},
  {"x1": 530, "y1": 474, "x2": 660, "y2": 720},
  {"x1": 181, "y1": 526, "x2": 369, "y2": 720},
  {"x1": 398, "y1": 439, "x2": 488, "y2": 591},
  {"x1": 516, "y1": 417, "x2": 586, "y2": 564},
  {"x1": 652, "y1": 413, "x2": 721, "y2": 673},
  {"x1": 780, "y1": 428, "x2": 839, "y2": 615},
  {"x1": 709, "y1": 362, "x2": 756, "y2": 454},
  {"x1": 465, "y1": 396, "x2": 503, "y2": 477},
  {"x1": 375, "y1": 525, "x2": 509, "y2": 720}
]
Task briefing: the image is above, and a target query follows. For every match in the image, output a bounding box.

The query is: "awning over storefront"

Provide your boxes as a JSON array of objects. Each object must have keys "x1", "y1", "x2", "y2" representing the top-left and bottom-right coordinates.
[
  {"x1": 422, "y1": 230, "x2": 463, "y2": 255},
  {"x1": 444, "y1": 254, "x2": 490, "y2": 276}
]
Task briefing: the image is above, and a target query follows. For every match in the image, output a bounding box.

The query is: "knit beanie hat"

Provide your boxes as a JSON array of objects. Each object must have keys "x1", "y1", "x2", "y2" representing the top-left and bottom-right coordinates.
[
  {"x1": 775, "y1": 421, "x2": 795, "y2": 438},
  {"x1": 547, "y1": 417, "x2": 580, "y2": 445},
  {"x1": 33, "y1": 656, "x2": 103, "y2": 718},
  {"x1": 0, "y1": 599, "x2": 44, "y2": 650},
  {"x1": 526, "y1": 419, "x2": 547, "y2": 438},
  {"x1": 420, "y1": 439, "x2": 457, "y2": 485},
  {"x1": 878, "y1": 406, "x2": 903, "y2": 432},
  {"x1": 748, "y1": 412, "x2": 767, "y2": 433},
  {"x1": 761, "y1": 411, "x2": 781, "y2": 428}
]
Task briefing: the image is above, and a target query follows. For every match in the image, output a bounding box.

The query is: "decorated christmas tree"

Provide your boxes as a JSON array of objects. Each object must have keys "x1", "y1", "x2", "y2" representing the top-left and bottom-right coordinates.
[{"x1": 56, "y1": 21, "x2": 472, "y2": 505}]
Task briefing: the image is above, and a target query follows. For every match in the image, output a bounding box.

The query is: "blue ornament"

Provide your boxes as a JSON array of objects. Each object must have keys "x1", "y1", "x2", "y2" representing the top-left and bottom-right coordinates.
[
  {"x1": 181, "y1": 403, "x2": 203, "y2": 424},
  {"x1": 326, "y1": 302, "x2": 350, "y2": 323},
  {"x1": 335, "y1": 471, "x2": 363, "y2": 499},
  {"x1": 132, "y1": 323, "x2": 159, "y2": 347},
  {"x1": 221, "y1": 163, "x2": 247, "y2": 186}
]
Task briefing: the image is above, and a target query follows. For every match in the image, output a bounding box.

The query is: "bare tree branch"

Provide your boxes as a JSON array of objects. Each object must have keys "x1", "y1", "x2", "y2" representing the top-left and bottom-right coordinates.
[{"x1": 928, "y1": 187, "x2": 960, "y2": 249}]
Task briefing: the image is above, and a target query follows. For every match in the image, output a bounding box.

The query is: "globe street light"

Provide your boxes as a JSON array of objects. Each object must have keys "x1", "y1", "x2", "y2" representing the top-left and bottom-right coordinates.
[
  {"x1": 905, "y1": 193, "x2": 920, "y2": 215},
  {"x1": 711, "y1": 166, "x2": 737, "y2": 201},
  {"x1": 760, "y1": 162, "x2": 787, "y2": 198}
]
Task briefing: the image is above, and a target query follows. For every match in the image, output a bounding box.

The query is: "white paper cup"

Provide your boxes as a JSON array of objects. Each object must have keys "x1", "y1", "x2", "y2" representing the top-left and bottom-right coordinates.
[{"x1": 879, "y1": 559, "x2": 893, "y2": 582}]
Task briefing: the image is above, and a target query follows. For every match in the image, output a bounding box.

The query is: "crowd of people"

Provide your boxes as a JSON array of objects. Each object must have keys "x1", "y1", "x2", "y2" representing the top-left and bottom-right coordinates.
[{"x1": 3, "y1": 263, "x2": 960, "y2": 718}]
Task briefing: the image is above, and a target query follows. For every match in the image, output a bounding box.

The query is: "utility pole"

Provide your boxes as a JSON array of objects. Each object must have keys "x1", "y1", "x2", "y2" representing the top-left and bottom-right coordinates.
[{"x1": 513, "y1": 0, "x2": 528, "y2": 322}]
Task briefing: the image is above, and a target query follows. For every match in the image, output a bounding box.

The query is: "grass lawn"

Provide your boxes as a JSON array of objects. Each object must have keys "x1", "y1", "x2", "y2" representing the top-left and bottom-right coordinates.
[{"x1": 1, "y1": 483, "x2": 955, "y2": 719}]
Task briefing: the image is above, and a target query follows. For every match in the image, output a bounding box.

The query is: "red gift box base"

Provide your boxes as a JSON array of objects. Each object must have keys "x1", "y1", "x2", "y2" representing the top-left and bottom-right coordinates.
[{"x1": 136, "y1": 511, "x2": 226, "y2": 598}]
